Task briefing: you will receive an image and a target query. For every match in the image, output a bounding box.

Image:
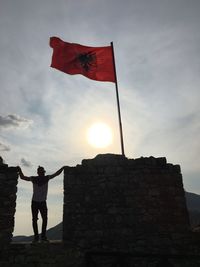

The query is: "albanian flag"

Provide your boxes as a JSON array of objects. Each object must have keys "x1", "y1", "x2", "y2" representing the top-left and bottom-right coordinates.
[{"x1": 50, "y1": 37, "x2": 116, "y2": 83}]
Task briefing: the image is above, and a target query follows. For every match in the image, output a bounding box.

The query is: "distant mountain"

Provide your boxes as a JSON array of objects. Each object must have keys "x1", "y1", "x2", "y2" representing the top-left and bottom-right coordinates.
[
  {"x1": 185, "y1": 191, "x2": 200, "y2": 227},
  {"x1": 185, "y1": 191, "x2": 200, "y2": 211},
  {"x1": 12, "y1": 191, "x2": 200, "y2": 242}
]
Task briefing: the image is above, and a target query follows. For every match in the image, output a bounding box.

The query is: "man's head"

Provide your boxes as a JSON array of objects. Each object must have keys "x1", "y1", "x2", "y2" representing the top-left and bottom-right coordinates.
[{"x1": 37, "y1": 166, "x2": 46, "y2": 176}]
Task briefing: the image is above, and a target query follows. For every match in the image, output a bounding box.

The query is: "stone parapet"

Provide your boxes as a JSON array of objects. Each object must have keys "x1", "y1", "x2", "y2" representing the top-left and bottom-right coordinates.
[
  {"x1": 0, "y1": 154, "x2": 200, "y2": 266},
  {"x1": 63, "y1": 154, "x2": 190, "y2": 252},
  {"x1": 1, "y1": 242, "x2": 200, "y2": 267},
  {"x1": 0, "y1": 162, "x2": 18, "y2": 249},
  {"x1": 0, "y1": 242, "x2": 83, "y2": 267}
]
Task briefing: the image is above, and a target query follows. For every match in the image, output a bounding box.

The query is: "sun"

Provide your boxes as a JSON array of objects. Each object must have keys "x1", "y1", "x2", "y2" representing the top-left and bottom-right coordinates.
[{"x1": 87, "y1": 122, "x2": 113, "y2": 148}]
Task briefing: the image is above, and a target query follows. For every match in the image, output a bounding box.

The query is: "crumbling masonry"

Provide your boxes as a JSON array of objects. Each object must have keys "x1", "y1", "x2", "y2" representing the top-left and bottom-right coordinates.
[
  {"x1": 63, "y1": 154, "x2": 190, "y2": 252},
  {"x1": 1, "y1": 154, "x2": 200, "y2": 266}
]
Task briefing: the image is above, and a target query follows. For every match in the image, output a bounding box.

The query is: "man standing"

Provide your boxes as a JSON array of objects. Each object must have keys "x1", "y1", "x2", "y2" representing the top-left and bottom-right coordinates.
[{"x1": 17, "y1": 165, "x2": 65, "y2": 243}]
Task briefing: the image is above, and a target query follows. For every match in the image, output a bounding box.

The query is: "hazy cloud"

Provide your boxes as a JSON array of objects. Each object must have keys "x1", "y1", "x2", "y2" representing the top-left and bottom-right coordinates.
[
  {"x1": 21, "y1": 158, "x2": 32, "y2": 168},
  {"x1": 0, "y1": 142, "x2": 10, "y2": 151},
  {"x1": 0, "y1": 114, "x2": 32, "y2": 130}
]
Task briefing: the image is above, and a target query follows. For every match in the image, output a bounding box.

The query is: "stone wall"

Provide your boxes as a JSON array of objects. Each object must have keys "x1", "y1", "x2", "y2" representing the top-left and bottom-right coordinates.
[
  {"x1": 1, "y1": 154, "x2": 200, "y2": 266},
  {"x1": 0, "y1": 159, "x2": 18, "y2": 249},
  {"x1": 0, "y1": 243, "x2": 200, "y2": 267},
  {"x1": 0, "y1": 242, "x2": 84, "y2": 267},
  {"x1": 63, "y1": 154, "x2": 191, "y2": 253}
]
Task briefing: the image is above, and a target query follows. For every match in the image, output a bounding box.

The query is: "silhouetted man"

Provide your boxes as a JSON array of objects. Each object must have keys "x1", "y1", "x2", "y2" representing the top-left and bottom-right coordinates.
[{"x1": 17, "y1": 165, "x2": 64, "y2": 243}]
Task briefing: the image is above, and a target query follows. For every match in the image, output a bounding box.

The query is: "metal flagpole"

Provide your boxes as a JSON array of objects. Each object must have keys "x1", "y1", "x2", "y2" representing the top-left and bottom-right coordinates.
[{"x1": 111, "y1": 42, "x2": 125, "y2": 156}]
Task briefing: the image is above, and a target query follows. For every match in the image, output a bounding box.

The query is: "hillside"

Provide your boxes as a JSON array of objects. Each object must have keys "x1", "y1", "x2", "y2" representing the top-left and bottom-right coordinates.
[
  {"x1": 185, "y1": 191, "x2": 200, "y2": 211},
  {"x1": 12, "y1": 222, "x2": 62, "y2": 242},
  {"x1": 185, "y1": 191, "x2": 200, "y2": 227}
]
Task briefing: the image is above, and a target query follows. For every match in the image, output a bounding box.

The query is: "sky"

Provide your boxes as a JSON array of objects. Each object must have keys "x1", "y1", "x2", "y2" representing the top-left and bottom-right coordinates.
[{"x1": 0, "y1": 0, "x2": 200, "y2": 236}]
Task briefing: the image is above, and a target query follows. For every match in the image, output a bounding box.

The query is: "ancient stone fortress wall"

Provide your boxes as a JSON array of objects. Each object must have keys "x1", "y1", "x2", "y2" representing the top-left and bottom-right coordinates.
[
  {"x1": 1, "y1": 154, "x2": 200, "y2": 266},
  {"x1": 0, "y1": 243, "x2": 83, "y2": 267},
  {"x1": 63, "y1": 154, "x2": 191, "y2": 252},
  {"x1": 0, "y1": 159, "x2": 18, "y2": 250}
]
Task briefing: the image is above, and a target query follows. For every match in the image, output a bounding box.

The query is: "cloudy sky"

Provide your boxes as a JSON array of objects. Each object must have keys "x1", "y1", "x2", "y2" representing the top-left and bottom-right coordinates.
[{"x1": 0, "y1": 0, "x2": 200, "y2": 236}]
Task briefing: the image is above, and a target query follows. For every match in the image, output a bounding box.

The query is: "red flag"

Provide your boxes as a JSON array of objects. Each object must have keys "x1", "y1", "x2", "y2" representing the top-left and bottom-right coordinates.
[{"x1": 50, "y1": 37, "x2": 115, "y2": 83}]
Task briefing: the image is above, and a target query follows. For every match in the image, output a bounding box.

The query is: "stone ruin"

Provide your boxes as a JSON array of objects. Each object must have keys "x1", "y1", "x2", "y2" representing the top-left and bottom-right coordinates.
[
  {"x1": 0, "y1": 158, "x2": 18, "y2": 250},
  {"x1": 0, "y1": 154, "x2": 200, "y2": 266},
  {"x1": 63, "y1": 154, "x2": 192, "y2": 251}
]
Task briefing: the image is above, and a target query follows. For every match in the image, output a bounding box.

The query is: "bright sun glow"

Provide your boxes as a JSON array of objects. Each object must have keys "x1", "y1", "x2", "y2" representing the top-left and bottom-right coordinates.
[{"x1": 87, "y1": 122, "x2": 113, "y2": 148}]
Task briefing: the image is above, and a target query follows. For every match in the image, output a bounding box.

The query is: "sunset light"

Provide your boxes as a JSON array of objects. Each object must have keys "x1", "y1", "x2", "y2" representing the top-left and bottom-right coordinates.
[{"x1": 87, "y1": 122, "x2": 113, "y2": 148}]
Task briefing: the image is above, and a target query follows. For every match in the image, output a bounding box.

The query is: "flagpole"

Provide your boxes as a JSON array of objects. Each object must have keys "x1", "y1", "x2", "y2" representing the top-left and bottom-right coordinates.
[{"x1": 111, "y1": 42, "x2": 125, "y2": 156}]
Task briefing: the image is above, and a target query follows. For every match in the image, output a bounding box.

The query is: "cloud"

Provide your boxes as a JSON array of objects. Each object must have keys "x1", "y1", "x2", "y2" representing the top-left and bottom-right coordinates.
[
  {"x1": 0, "y1": 142, "x2": 10, "y2": 151},
  {"x1": 21, "y1": 158, "x2": 32, "y2": 168},
  {"x1": 0, "y1": 114, "x2": 32, "y2": 130}
]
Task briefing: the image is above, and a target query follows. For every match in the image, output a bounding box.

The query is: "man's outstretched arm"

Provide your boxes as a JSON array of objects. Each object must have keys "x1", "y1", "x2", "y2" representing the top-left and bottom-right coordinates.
[
  {"x1": 48, "y1": 166, "x2": 65, "y2": 180},
  {"x1": 17, "y1": 166, "x2": 31, "y2": 181}
]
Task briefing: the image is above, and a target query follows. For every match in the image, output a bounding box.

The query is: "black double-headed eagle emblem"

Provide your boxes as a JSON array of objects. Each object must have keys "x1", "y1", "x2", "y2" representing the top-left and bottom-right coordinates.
[{"x1": 76, "y1": 52, "x2": 97, "y2": 72}]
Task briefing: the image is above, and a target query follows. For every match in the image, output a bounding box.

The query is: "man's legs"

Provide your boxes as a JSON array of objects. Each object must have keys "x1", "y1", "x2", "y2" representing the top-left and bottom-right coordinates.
[
  {"x1": 39, "y1": 201, "x2": 48, "y2": 240},
  {"x1": 31, "y1": 201, "x2": 39, "y2": 242}
]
